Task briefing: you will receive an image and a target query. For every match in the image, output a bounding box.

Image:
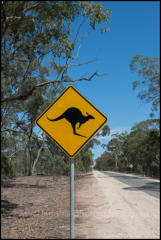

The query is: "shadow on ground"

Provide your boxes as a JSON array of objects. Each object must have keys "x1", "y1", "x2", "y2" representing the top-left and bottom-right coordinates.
[
  {"x1": 2, "y1": 200, "x2": 36, "y2": 219},
  {"x1": 123, "y1": 181, "x2": 160, "y2": 192},
  {"x1": 2, "y1": 182, "x2": 51, "y2": 189},
  {"x1": 75, "y1": 172, "x2": 93, "y2": 180},
  {"x1": 1, "y1": 200, "x2": 18, "y2": 215}
]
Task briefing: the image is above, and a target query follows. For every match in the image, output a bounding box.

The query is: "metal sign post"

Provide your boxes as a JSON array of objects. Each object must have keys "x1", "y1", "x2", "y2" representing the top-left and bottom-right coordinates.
[
  {"x1": 35, "y1": 85, "x2": 108, "y2": 239},
  {"x1": 70, "y1": 158, "x2": 74, "y2": 239}
]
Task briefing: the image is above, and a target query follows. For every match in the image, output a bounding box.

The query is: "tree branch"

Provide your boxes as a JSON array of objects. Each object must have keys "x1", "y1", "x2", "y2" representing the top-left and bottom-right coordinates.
[
  {"x1": 1, "y1": 72, "x2": 101, "y2": 103},
  {"x1": 23, "y1": 2, "x2": 42, "y2": 15},
  {"x1": 1, "y1": 2, "x2": 41, "y2": 38},
  {"x1": 68, "y1": 58, "x2": 99, "y2": 68},
  {"x1": 1, "y1": 128, "x2": 24, "y2": 134}
]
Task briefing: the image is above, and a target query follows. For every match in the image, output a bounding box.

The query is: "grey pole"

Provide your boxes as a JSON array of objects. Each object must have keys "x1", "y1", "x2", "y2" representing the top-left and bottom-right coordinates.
[{"x1": 70, "y1": 158, "x2": 74, "y2": 239}]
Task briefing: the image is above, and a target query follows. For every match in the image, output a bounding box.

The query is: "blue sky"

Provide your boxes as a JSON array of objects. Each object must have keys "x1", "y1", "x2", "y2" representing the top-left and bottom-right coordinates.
[
  {"x1": 35, "y1": 1, "x2": 160, "y2": 160},
  {"x1": 67, "y1": 1, "x2": 160, "y2": 160}
]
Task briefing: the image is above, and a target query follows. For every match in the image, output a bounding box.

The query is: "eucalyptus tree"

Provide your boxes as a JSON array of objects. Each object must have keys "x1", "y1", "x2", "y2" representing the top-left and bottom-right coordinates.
[
  {"x1": 130, "y1": 55, "x2": 160, "y2": 117},
  {"x1": 95, "y1": 118, "x2": 160, "y2": 177},
  {"x1": 1, "y1": 1, "x2": 111, "y2": 104},
  {"x1": 2, "y1": 1, "x2": 111, "y2": 131},
  {"x1": 122, "y1": 119, "x2": 160, "y2": 176},
  {"x1": 106, "y1": 132, "x2": 128, "y2": 168},
  {"x1": 94, "y1": 151, "x2": 114, "y2": 171},
  {"x1": 1, "y1": 1, "x2": 111, "y2": 176}
]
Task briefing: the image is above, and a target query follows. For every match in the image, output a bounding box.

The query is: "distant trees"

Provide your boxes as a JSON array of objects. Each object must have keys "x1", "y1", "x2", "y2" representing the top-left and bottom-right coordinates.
[
  {"x1": 106, "y1": 132, "x2": 128, "y2": 168},
  {"x1": 94, "y1": 119, "x2": 160, "y2": 178},
  {"x1": 94, "y1": 151, "x2": 115, "y2": 171},
  {"x1": 125, "y1": 119, "x2": 160, "y2": 176}
]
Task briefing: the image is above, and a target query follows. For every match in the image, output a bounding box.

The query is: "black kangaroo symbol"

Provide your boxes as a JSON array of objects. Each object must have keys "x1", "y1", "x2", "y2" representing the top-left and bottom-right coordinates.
[{"x1": 46, "y1": 107, "x2": 95, "y2": 138}]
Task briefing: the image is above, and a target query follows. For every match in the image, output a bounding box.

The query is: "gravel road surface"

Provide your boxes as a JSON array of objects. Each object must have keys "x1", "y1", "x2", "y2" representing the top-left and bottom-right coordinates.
[
  {"x1": 102, "y1": 171, "x2": 160, "y2": 199},
  {"x1": 75, "y1": 170, "x2": 160, "y2": 239}
]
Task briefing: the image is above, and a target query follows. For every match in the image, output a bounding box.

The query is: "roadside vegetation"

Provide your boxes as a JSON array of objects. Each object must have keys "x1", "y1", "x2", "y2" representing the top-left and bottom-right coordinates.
[
  {"x1": 1, "y1": 2, "x2": 160, "y2": 180},
  {"x1": 95, "y1": 56, "x2": 160, "y2": 179},
  {"x1": 1, "y1": 1, "x2": 111, "y2": 179},
  {"x1": 94, "y1": 119, "x2": 160, "y2": 178}
]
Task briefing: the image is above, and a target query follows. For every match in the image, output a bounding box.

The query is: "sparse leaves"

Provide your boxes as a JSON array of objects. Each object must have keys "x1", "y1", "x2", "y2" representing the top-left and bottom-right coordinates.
[
  {"x1": 1, "y1": 1, "x2": 111, "y2": 103},
  {"x1": 130, "y1": 55, "x2": 160, "y2": 116}
]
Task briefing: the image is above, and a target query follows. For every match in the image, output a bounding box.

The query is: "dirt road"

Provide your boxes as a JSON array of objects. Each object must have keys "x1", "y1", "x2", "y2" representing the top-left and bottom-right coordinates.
[
  {"x1": 1, "y1": 171, "x2": 160, "y2": 239},
  {"x1": 75, "y1": 170, "x2": 160, "y2": 239}
]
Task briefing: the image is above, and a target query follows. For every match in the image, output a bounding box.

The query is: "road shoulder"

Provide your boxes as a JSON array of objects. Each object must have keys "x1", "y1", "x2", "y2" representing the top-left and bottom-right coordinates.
[{"x1": 75, "y1": 170, "x2": 160, "y2": 239}]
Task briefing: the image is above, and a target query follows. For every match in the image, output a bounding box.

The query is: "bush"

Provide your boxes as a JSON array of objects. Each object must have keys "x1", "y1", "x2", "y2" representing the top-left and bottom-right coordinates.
[
  {"x1": 1, "y1": 154, "x2": 18, "y2": 178},
  {"x1": 151, "y1": 161, "x2": 160, "y2": 178},
  {"x1": 52, "y1": 155, "x2": 70, "y2": 176},
  {"x1": 137, "y1": 164, "x2": 144, "y2": 174}
]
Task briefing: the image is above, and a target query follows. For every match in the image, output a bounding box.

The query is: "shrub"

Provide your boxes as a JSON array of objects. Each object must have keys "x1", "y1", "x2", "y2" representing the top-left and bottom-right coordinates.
[{"x1": 1, "y1": 154, "x2": 17, "y2": 178}]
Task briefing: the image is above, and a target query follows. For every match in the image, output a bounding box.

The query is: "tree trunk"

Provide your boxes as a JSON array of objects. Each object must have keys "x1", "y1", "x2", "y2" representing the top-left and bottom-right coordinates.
[
  {"x1": 27, "y1": 127, "x2": 33, "y2": 176},
  {"x1": 115, "y1": 154, "x2": 118, "y2": 168},
  {"x1": 28, "y1": 147, "x2": 32, "y2": 176},
  {"x1": 31, "y1": 138, "x2": 45, "y2": 175}
]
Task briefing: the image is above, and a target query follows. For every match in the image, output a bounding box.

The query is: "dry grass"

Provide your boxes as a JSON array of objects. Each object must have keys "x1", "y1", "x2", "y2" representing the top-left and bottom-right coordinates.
[{"x1": 1, "y1": 175, "x2": 70, "y2": 239}]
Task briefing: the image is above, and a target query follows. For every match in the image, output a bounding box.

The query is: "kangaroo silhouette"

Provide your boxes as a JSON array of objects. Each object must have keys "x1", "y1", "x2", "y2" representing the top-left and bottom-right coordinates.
[{"x1": 46, "y1": 107, "x2": 95, "y2": 138}]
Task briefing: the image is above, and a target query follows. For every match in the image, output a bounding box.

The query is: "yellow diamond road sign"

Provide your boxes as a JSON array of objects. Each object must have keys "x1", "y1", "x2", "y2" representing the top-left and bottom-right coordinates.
[{"x1": 35, "y1": 85, "x2": 108, "y2": 158}]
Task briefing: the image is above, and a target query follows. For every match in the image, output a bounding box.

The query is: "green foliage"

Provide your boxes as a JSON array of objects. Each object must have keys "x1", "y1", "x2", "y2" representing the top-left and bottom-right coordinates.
[
  {"x1": 130, "y1": 55, "x2": 160, "y2": 116},
  {"x1": 95, "y1": 119, "x2": 160, "y2": 178},
  {"x1": 94, "y1": 156, "x2": 115, "y2": 171},
  {"x1": 131, "y1": 119, "x2": 160, "y2": 131},
  {"x1": 76, "y1": 149, "x2": 93, "y2": 172},
  {"x1": 1, "y1": 1, "x2": 111, "y2": 103},
  {"x1": 52, "y1": 155, "x2": 70, "y2": 176},
  {"x1": 137, "y1": 164, "x2": 144, "y2": 174},
  {"x1": 94, "y1": 157, "x2": 102, "y2": 170},
  {"x1": 94, "y1": 151, "x2": 115, "y2": 171},
  {"x1": 106, "y1": 132, "x2": 128, "y2": 168},
  {"x1": 1, "y1": 1, "x2": 111, "y2": 178},
  {"x1": 96, "y1": 124, "x2": 110, "y2": 137},
  {"x1": 1, "y1": 154, "x2": 18, "y2": 178}
]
